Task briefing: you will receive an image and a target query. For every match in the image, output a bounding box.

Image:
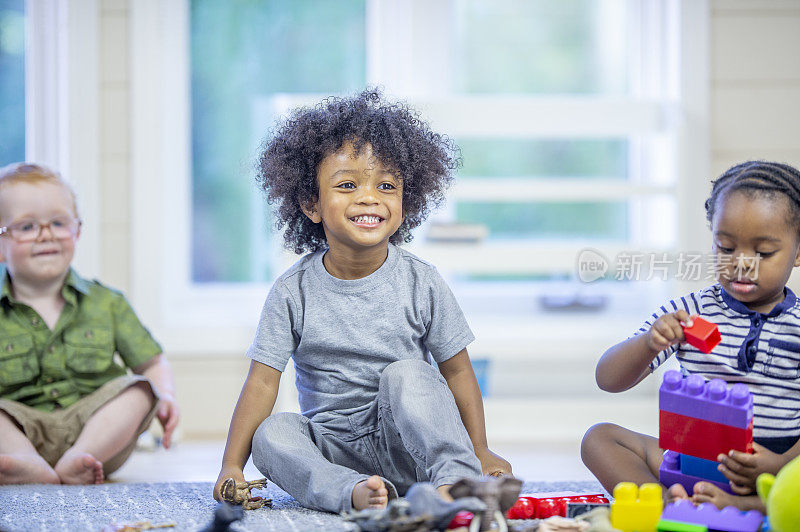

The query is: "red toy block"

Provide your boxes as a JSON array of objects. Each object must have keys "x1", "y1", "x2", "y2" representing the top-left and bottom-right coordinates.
[
  {"x1": 682, "y1": 317, "x2": 721, "y2": 353},
  {"x1": 659, "y1": 410, "x2": 753, "y2": 461},
  {"x1": 447, "y1": 511, "x2": 473, "y2": 529},
  {"x1": 507, "y1": 492, "x2": 609, "y2": 519}
]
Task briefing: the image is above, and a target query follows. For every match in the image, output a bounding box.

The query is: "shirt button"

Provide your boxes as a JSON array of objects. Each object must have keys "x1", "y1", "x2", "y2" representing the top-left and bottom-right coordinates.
[{"x1": 748, "y1": 345, "x2": 757, "y2": 354}]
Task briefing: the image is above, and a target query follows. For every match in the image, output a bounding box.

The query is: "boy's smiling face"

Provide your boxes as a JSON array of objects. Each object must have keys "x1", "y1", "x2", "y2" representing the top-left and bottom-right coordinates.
[
  {"x1": 303, "y1": 141, "x2": 403, "y2": 254},
  {"x1": 0, "y1": 181, "x2": 80, "y2": 287}
]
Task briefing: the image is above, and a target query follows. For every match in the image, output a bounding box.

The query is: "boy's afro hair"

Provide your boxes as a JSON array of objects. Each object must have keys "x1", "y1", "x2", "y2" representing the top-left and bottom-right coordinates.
[{"x1": 256, "y1": 88, "x2": 461, "y2": 254}]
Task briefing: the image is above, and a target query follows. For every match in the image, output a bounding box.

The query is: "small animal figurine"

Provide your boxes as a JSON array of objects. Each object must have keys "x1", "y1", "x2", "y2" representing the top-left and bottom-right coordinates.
[{"x1": 219, "y1": 477, "x2": 272, "y2": 510}]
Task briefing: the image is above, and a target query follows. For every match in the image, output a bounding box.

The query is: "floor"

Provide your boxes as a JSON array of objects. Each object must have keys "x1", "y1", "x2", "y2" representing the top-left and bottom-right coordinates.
[{"x1": 111, "y1": 439, "x2": 597, "y2": 484}]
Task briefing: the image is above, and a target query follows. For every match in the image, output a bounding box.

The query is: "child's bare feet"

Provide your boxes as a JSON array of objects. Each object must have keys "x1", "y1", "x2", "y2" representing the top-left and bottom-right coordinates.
[
  {"x1": 690, "y1": 481, "x2": 764, "y2": 512},
  {"x1": 437, "y1": 484, "x2": 453, "y2": 502},
  {"x1": 0, "y1": 453, "x2": 60, "y2": 484},
  {"x1": 666, "y1": 483, "x2": 691, "y2": 503},
  {"x1": 352, "y1": 475, "x2": 389, "y2": 510},
  {"x1": 54, "y1": 452, "x2": 104, "y2": 485}
]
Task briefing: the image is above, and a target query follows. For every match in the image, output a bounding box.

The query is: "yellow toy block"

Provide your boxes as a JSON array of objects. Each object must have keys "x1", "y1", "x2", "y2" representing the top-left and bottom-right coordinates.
[{"x1": 610, "y1": 482, "x2": 663, "y2": 532}]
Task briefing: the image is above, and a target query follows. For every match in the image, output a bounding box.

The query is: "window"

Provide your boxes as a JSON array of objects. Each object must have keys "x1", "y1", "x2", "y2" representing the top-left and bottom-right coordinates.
[
  {"x1": 0, "y1": 0, "x2": 25, "y2": 166},
  {"x1": 130, "y1": 0, "x2": 708, "y2": 353},
  {"x1": 190, "y1": 0, "x2": 366, "y2": 283}
]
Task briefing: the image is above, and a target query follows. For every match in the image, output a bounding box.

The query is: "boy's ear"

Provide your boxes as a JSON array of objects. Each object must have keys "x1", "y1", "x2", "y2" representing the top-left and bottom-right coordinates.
[{"x1": 301, "y1": 199, "x2": 322, "y2": 224}]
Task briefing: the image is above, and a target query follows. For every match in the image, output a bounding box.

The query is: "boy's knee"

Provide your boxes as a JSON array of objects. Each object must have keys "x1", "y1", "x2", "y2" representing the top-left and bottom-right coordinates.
[
  {"x1": 380, "y1": 359, "x2": 438, "y2": 390},
  {"x1": 253, "y1": 412, "x2": 305, "y2": 454},
  {"x1": 126, "y1": 381, "x2": 158, "y2": 409}
]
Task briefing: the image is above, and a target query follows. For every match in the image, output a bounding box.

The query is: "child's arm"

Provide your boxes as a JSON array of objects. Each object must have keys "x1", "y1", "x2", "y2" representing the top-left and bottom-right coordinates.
[
  {"x1": 596, "y1": 310, "x2": 693, "y2": 392},
  {"x1": 438, "y1": 348, "x2": 512, "y2": 476},
  {"x1": 718, "y1": 439, "x2": 800, "y2": 494},
  {"x1": 134, "y1": 353, "x2": 180, "y2": 449},
  {"x1": 213, "y1": 360, "x2": 281, "y2": 500}
]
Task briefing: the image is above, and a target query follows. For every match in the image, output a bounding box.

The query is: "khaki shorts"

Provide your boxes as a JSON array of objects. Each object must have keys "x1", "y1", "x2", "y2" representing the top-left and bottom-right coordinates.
[{"x1": 0, "y1": 375, "x2": 159, "y2": 475}]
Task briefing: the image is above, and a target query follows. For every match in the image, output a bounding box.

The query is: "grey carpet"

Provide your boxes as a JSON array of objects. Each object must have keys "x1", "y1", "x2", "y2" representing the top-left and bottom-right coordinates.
[{"x1": 0, "y1": 480, "x2": 608, "y2": 532}]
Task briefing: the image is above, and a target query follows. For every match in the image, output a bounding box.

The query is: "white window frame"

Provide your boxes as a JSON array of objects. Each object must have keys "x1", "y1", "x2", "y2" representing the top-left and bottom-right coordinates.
[
  {"x1": 24, "y1": 0, "x2": 101, "y2": 278},
  {"x1": 130, "y1": 0, "x2": 709, "y2": 355}
]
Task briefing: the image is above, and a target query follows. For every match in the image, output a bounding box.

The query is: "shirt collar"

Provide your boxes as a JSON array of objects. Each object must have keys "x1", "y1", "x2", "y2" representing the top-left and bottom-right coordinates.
[
  {"x1": 719, "y1": 284, "x2": 797, "y2": 318},
  {"x1": 0, "y1": 265, "x2": 89, "y2": 306}
]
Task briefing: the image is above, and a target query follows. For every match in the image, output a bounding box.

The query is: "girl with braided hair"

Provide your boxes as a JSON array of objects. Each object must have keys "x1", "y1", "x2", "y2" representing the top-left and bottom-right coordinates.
[{"x1": 581, "y1": 160, "x2": 800, "y2": 512}]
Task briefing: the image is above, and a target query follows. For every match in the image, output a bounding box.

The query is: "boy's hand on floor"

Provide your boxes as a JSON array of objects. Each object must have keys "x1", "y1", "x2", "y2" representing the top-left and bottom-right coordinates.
[
  {"x1": 156, "y1": 394, "x2": 180, "y2": 449},
  {"x1": 717, "y1": 442, "x2": 786, "y2": 492},
  {"x1": 476, "y1": 448, "x2": 513, "y2": 477},
  {"x1": 213, "y1": 466, "x2": 245, "y2": 501},
  {"x1": 645, "y1": 310, "x2": 693, "y2": 352}
]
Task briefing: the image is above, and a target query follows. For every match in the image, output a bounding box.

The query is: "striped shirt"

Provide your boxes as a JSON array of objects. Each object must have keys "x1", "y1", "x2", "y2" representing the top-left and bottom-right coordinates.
[{"x1": 635, "y1": 284, "x2": 800, "y2": 454}]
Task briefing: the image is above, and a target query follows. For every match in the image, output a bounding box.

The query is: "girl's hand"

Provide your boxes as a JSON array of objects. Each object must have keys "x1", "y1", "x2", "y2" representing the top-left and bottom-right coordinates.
[
  {"x1": 717, "y1": 442, "x2": 787, "y2": 493},
  {"x1": 476, "y1": 448, "x2": 513, "y2": 477},
  {"x1": 645, "y1": 310, "x2": 693, "y2": 352},
  {"x1": 213, "y1": 466, "x2": 245, "y2": 501}
]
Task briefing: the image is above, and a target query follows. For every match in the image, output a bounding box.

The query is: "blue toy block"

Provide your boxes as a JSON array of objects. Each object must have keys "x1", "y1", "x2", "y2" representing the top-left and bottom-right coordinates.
[
  {"x1": 661, "y1": 499, "x2": 763, "y2": 532},
  {"x1": 659, "y1": 451, "x2": 731, "y2": 494},
  {"x1": 660, "y1": 370, "x2": 753, "y2": 429},
  {"x1": 679, "y1": 454, "x2": 728, "y2": 485}
]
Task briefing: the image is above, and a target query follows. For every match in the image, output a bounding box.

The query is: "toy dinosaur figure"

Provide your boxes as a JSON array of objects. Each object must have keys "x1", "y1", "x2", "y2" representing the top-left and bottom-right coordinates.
[
  {"x1": 219, "y1": 477, "x2": 272, "y2": 510},
  {"x1": 449, "y1": 476, "x2": 523, "y2": 532}
]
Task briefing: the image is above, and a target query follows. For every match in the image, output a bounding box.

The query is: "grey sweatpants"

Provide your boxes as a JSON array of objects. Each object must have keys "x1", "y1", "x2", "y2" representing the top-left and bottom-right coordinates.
[{"x1": 251, "y1": 359, "x2": 482, "y2": 513}]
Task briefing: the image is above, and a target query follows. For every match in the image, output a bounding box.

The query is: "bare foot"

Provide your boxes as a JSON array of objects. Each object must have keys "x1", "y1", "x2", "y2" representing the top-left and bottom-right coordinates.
[
  {"x1": 0, "y1": 453, "x2": 60, "y2": 485},
  {"x1": 666, "y1": 483, "x2": 691, "y2": 503},
  {"x1": 437, "y1": 484, "x2": 453, "y2": 502},
  {"x1": 54, "y1": 452, "x2": 104, "y2": 485},
  {"x1": 352, "y1": 475, "x2": 389, "y2": 510}
]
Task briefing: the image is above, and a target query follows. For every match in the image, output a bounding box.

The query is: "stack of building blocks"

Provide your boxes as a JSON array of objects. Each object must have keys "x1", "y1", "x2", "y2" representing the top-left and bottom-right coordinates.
[
  {"x1": 505, "y1": 491, "x2": 608, "y2": 519},
  {"x1": 658, "y1": 500, "x2": 763, "y2": 532},
  {"x1": 610, "y1": 482, "x2": 663, "y2": 532},
  {"x1": 682, "y1": 317, "x2": 721, "y2": 353},
  {"x1": 658, "y1": 370, "x2": 754, "y2": 494}
]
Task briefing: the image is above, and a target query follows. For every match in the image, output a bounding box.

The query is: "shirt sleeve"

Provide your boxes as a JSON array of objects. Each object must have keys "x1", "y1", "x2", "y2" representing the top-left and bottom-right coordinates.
[
  {"x1": 245, "y1": 280, "x2": 299, "y2": 372},
  {"x1": 112, "y1": 294, "x2": 163, "y2": 368},
  {"x1": 423, "y1": 267, "x2": 475, "y2": 363},
  {"x1": 633, "y1": 294, "x2": 699, "y2": 371}
]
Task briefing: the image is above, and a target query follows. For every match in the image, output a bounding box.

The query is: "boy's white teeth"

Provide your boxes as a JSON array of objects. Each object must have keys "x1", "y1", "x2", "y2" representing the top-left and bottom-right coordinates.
[{"x1": 353, "y1": 215, "x2": 381, "y2": 224}]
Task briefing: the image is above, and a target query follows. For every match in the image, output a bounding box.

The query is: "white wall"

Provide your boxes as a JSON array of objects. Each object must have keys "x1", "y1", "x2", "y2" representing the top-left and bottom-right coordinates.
[{"x1": 75, "y1": 0, "x2": 800, "y2": 439}]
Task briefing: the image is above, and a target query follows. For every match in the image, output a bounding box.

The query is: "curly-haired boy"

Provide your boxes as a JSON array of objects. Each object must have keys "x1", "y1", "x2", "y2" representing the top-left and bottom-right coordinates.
[{"x1": 213, "y1": 89, "x2": 511, "y2": 513}]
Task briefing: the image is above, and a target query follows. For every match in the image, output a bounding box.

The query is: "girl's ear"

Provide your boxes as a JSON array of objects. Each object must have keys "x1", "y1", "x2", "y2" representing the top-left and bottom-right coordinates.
[
  {"x1": 794, "y1": 243, "x2": 800, "y2": 267},
  {"x1": 301, "y1": 199, "x2": 322, "y2": 224}
]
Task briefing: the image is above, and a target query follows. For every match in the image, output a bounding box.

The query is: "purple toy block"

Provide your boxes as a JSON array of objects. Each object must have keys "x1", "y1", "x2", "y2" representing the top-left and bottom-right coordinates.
[
  {"x1": 660, "y1": 370, "x2": 753, "y2": 429},
  {"x1": 661, "y1": 499, "x2": 763, "y2": 532},
  {"x1": 659, "y1": 451, "x2": 731, "y2": 494},
  {"x1": 680, "y1": 454, "x2": 728, "y2": 485}
]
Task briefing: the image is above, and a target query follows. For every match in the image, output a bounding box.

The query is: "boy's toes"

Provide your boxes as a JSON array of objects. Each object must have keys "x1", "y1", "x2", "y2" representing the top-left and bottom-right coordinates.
[
  {"x1": 55, "y1": 452, "x2": 104, "y2": 485},
  {"x1": 352, "y1": 475, "x2": 389, "y2": 510}
]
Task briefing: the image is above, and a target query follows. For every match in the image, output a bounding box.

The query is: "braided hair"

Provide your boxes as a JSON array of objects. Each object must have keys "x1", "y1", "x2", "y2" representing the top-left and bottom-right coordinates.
[{"x1": 705, "y1": 161, "x2": 800, "y2": 234}]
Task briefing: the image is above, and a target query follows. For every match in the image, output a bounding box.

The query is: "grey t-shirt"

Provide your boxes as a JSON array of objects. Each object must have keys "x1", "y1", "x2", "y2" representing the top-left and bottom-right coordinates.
[{"x1": 246, "y1": 244, "x2": 475, "y2": 420}]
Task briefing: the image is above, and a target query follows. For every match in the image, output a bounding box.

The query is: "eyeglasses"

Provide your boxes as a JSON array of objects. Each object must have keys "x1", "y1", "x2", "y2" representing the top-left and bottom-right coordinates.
[{"x1": 0, "y1": 217, "x2": 81, "y2": 242}]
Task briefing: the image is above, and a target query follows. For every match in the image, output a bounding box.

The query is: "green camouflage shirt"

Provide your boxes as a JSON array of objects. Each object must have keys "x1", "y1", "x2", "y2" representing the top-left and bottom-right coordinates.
[{"x1": 0, "y1": 265, "x2": 162, "y2": 411}]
